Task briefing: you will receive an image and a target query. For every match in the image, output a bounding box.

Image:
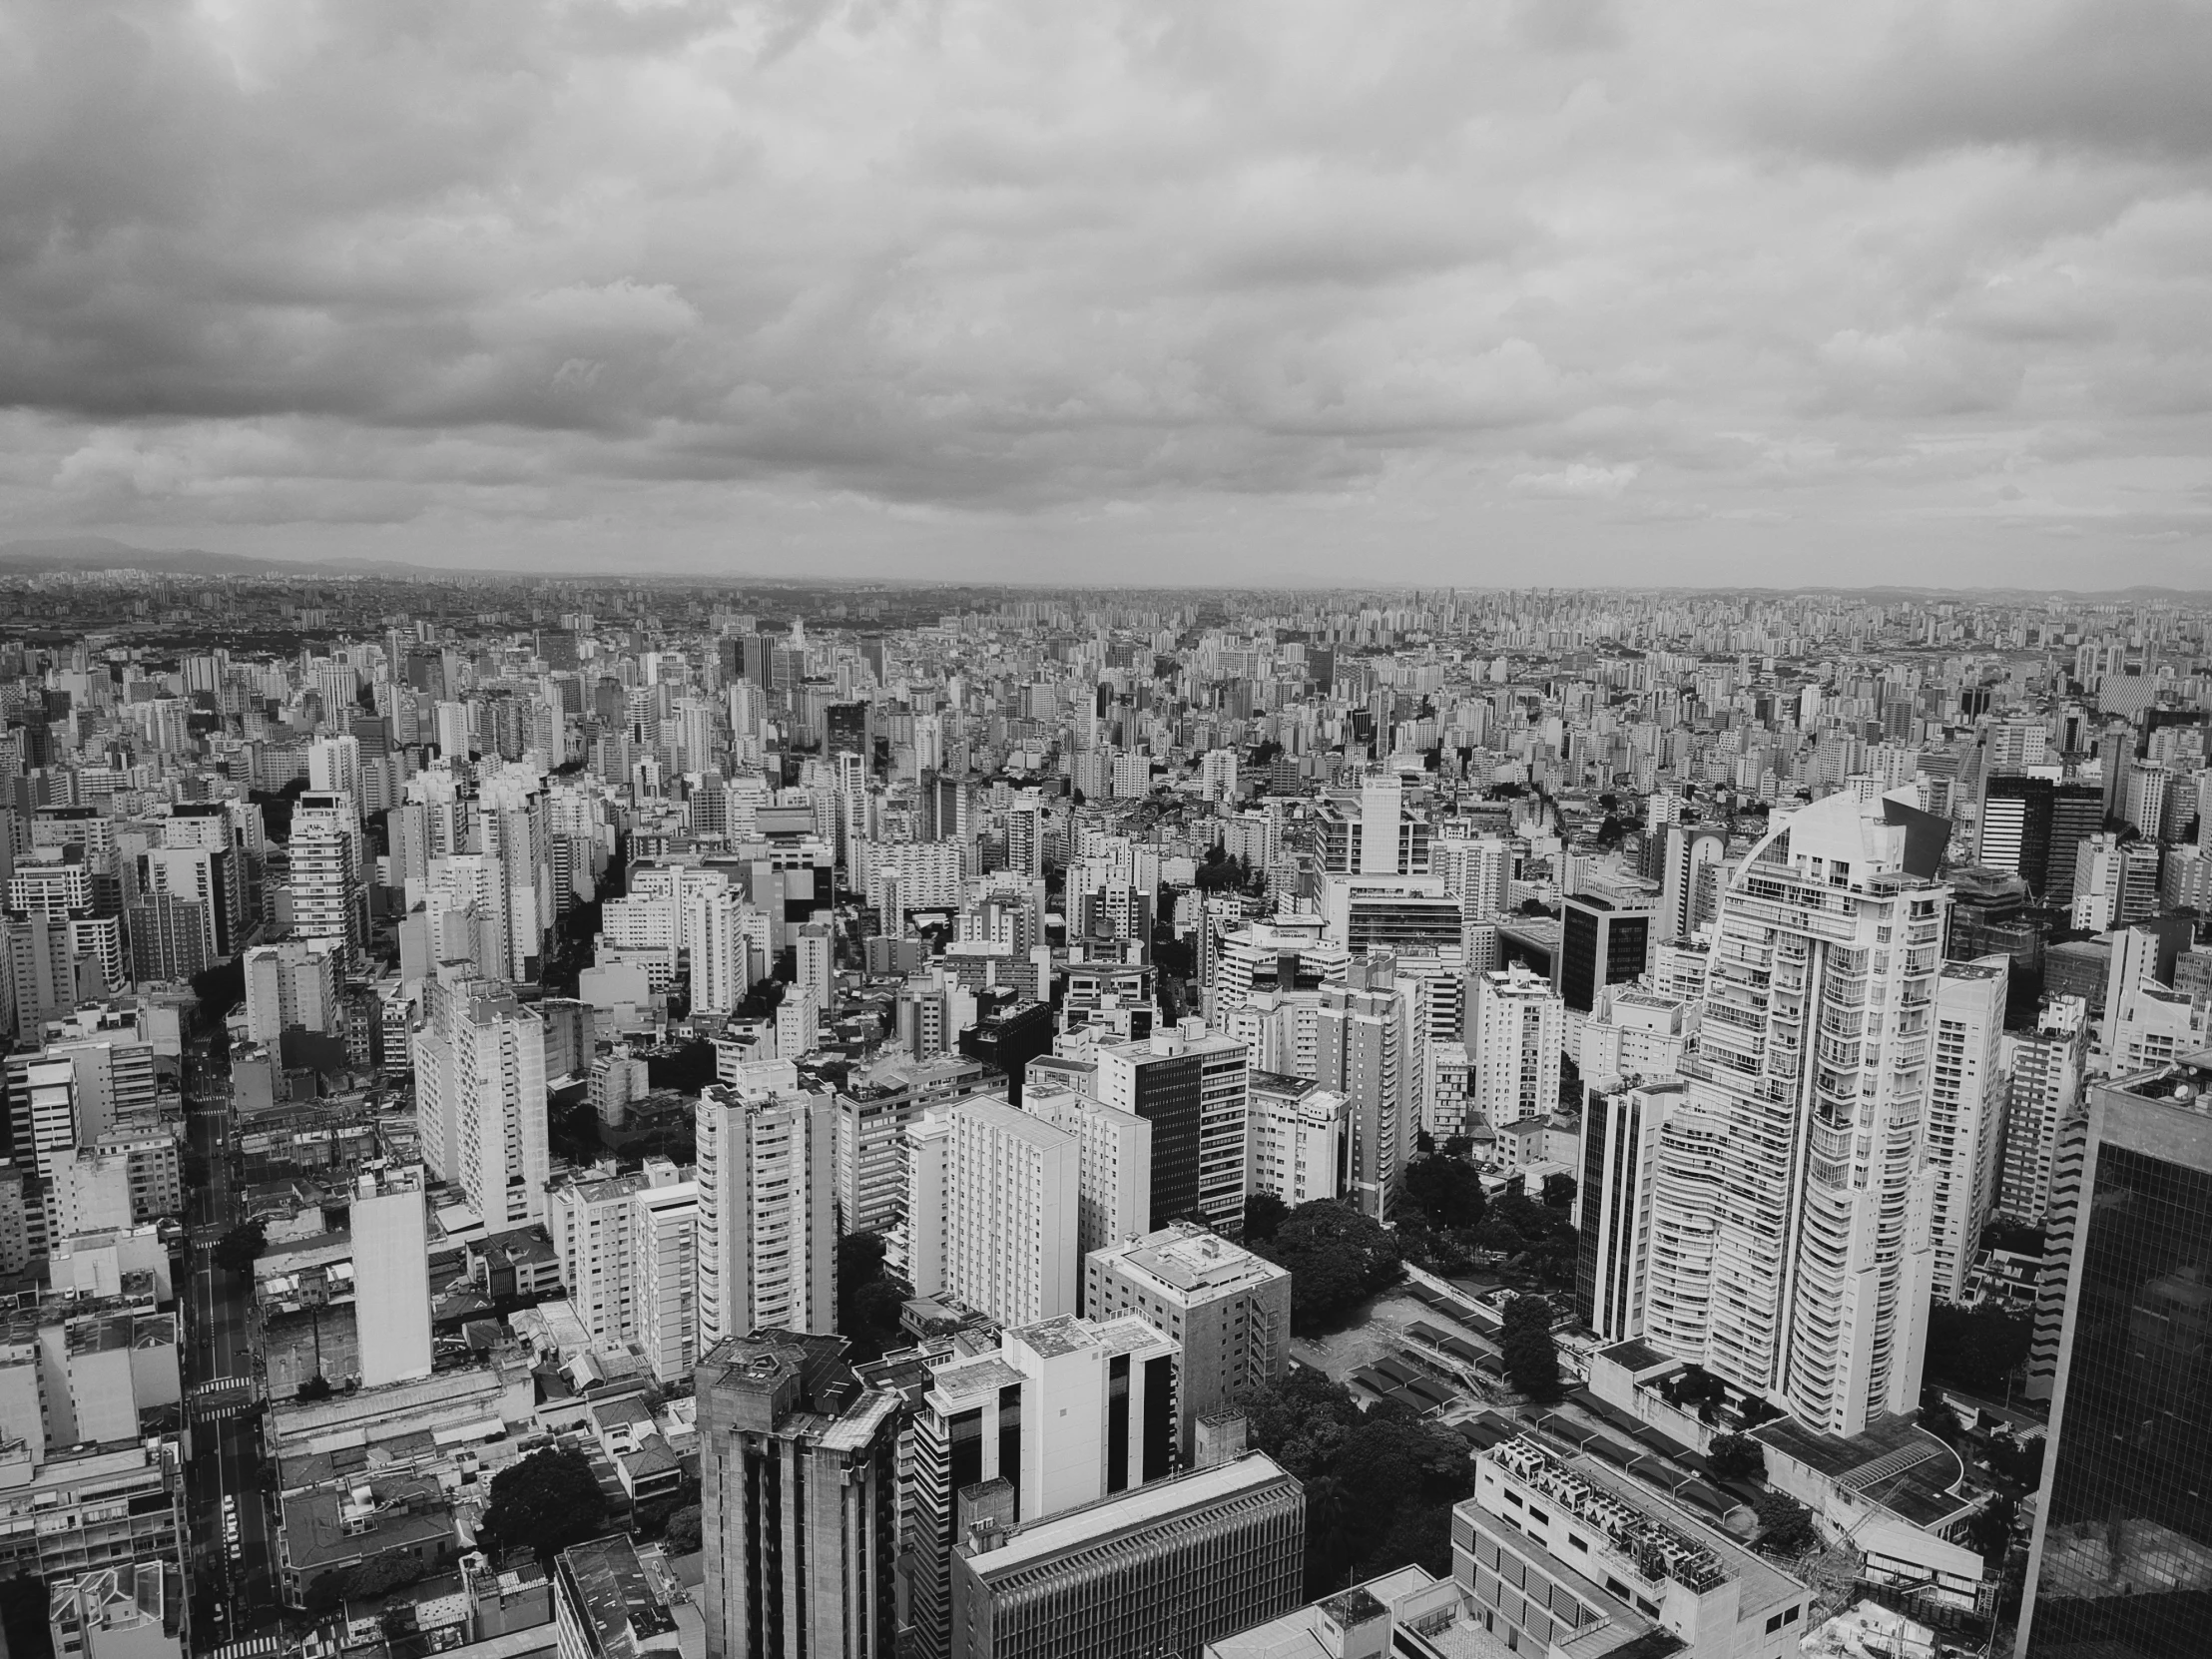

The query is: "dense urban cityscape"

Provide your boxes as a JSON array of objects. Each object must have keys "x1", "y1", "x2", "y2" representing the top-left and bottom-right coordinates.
[{"x1": 0, "y1": 561, "x2": 2204, "y2": 1659}]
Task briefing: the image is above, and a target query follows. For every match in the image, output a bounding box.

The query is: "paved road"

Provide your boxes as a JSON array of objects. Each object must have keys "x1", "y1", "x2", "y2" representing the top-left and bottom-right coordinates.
[{"x1": 183, "y1": 1045, "x2": 284, "y2": 1654}]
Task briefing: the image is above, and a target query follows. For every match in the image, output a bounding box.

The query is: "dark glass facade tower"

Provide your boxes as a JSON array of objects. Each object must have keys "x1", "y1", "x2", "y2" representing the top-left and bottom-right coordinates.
[{"x1": 2019, "y1": 1055, "x2": 2212, "y2": 1658}]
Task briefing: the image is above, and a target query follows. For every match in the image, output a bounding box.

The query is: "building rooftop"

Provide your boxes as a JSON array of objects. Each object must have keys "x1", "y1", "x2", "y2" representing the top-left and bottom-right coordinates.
[
  {"x1": 1752, "y1": 1411, "x2": 1968, "y2": 1530},
  {"x1": 1099, "y1": 1221, "x2": 1289, "y2": 1299},
  {"x1": 2109, "y1": 1050, "x2": 2212, "y2": 1110},
  {"x1": 961, "y1": 1451, "x2": 1299, "y2": 1585},
  {"x1": 557, "y1": 1533, "x2": 677, "y2": 1653}
]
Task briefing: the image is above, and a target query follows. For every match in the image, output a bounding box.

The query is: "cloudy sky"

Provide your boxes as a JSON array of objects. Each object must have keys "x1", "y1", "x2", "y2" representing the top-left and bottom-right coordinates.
[{"x1": 4, "y1": 0, "x2": 2210, "y2": 587}]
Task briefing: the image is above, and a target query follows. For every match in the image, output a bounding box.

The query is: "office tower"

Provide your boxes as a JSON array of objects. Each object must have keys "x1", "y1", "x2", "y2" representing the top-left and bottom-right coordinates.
[
  {"x1": 2016, "y1": 1055, "x2": 2212, "y2": 1658},
  {"x1": 1554, "y1": 893, "x2": 1655, "y2": 1015},
  {"x1": 906, "y1": 1096, "x2": 1080, "y2": 1326},
  {"x1": 1357, "y1": 772, "x2": 1405, "y2": 873},
  {"x1": 351, "y1": 1168, "x2": 433, "y2": 1389},
  {"x1": 1577, "y1": 986, "x2": 1692, "y2": 1089},
  {"x1": 2043, "y1": 781, "x2": 2105, "y2": 906},
  {"x1": 1978, "y1": 773, "x2": 2053, "y2": 894},
  {"x1": 288, "y1": 790, "x2": 367, "y2": 965},
  {"x1": 242, "y1": 938, "x2": 342, "y2": 1043},
  {"x1": 1244, "y1": 1073, "x2": 1347, "y2": 1208},
  {"x1": 697, "y1": 1332, "x2": 901, "y2": 1659},
  {"x1": 907, "y1": 1314, "x2": 1180, "y2": 1659},
  {"x1": 1025, "y1": 1084, "x2": 1153, "y2": 1264},
  {"x1": 1459, "y1": 1434, "x2": 1812, "y2": 1658},
  {"x1": 1926, "y1": 958, "x2": 2009, "y2": 1305},
  {"x1": 5, "y1": 1055, "x2": 80, "y2": 1184},
  {"x1": 2124, "y1": 763, "x2": 2175, "y2": 841},
  {"x1": 1470, "y1": 964, "x2": 1564, "y2": 1128},
  {"x1": 695, "y1": 1066, "x2": 835, "y2": 1345},
  {"x1": 1575, "y1": 1078, "x2": 1682, "y2": 1343},
  {"x1": 1655, "y1": 822, "x2": 1728, "y2": 944},
  {"x1": 554, "y1": 1533, "x2": 698, "y2": 1658},
  {"x1": 1316, "y1": 955, "x2": 1417, "y2": 1220},
  {"x1": 1086, "y1": 1222, "x2": 1291, "y2": 1454},
  {"x1": 1091, "y1": 1021, "x2": 1252, "y2": 1236},
  {"x1": 1998, "y1": 999, "x2": 2087, "y2": 1227},
  {"x1": 1646, "y1": 789, "x2": 1951, "y2": 1438},
  {"x1": 949, "y1": 1453, "x2": 1305, "y2": 1659},
  {"x1": 632, "y1": 1173, "x2": 699, "y2": 1384}
]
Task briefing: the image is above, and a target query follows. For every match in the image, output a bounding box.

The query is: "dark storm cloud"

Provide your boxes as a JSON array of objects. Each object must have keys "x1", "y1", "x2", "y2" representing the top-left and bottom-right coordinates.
[{"x1": 0, "y1": 0, "x2": 2205, "y2": 584}]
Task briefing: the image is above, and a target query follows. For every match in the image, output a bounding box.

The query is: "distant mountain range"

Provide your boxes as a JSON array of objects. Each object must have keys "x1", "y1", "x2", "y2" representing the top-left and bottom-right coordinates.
[
  {"x1": 0, "y1": 536, "x2": 432, "y2": 578},
  {"x1": 0, "y1": 536, "x2": 2204, "y2": 598}
]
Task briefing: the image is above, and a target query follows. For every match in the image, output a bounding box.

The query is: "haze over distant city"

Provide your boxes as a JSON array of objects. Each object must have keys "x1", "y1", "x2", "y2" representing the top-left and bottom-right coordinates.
[{"x1": 4, "y1": 0, "x2": 2210, "y2": 586}]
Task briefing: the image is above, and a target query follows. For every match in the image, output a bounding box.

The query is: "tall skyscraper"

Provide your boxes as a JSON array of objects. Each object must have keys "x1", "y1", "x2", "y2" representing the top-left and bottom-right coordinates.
[
  {"x1": 1316, "y1": 954, "x2": 1418, "y2": 1220},
  {"x1": 1997, "y1": 998, "x2": 2088, "y2": 1227},
  {"x1": 1926, "y1": 957, "x2": 2009, "y2": 1305},
  {"x1": 288, "y1": 790, "x2": 367, "y2": 967},
  {"x1": 1644, "y1": 789, "x2": 1951, "y2": 1437},
  {"x1": 697, "y1": 1332, "x2": 901, "y2": 1659},
  {"x1": 695, "y1": 1064, "x2": 835, "y2": 1346},
  {"x1": 2017, "y1": 1053, "x2": 2212, "y2": 1658},
  {"x1": 1575, "y1": 1078, "x2": 1683, "y2": 1344}
]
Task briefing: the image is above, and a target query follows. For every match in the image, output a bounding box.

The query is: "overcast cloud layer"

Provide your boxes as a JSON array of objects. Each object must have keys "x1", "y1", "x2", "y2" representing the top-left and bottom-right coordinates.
[{"x1": 3, "y1": 0, "x2": 2211, "y2": 586}]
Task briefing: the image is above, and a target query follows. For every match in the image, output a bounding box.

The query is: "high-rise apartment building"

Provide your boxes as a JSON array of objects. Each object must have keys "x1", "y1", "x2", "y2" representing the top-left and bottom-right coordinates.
[
  {"x1": 2070, "y1": 831, "x2": 2160, "y2": 931},
  {"x1": 695, "y1": 1064, "x2": 835, "y2": 1346},
  {"x1": 1655, "y1": 822, "x2": 1729, "y2": 945},
  {"x1": 2016, "y1": 1054, "x2": 2212, "y2": 1658},
  {"x1": 1025, "y1": 1084, "x2": 1153, "y2": 1264},
  {"x1": 1085, "y1": 1222, "x2": 1290, "y2": 1455},
  {"x1": 1470, "y1": 964, "x2": 1563, "y2": 1128},
  {"x1": 1926, "y1": 958, "x2": 2009, "y2": 1305},
  {"x1": 697, "y1": 1332, "x2": 901, "y2": 1659},
  {"x1": 1316, "y1": 954, "x2": 1418, "y2": 1220},
  {"x1": 1997, "y1": 998, "x2": 2087, "y2": 1227},
  {"x1": 1091, "y1": 1022, "x2": 1251, "y2": 1235},
  {"x1": 288, "y1": 790, "x2": 367, "y2": 966},
  {"x1": 1244, "y1": 1072, "x2": 1347, "y2": 1208},
  {"x1": 632, "y1": 1174, "x2": 699, "y2": 1384},
  {"x1": 1643, "y1": 789, "x2": 1950, "y2": 1437},
  {"x1": 242, "y1": 938, "x2": 342, "y2": 1044},
  {"x1": 411, "y1": 980, "x2": 549, "y2": 1228},
  {"x1": 906, "y1": 1096, "x2": 1080, "y2": 1327}
]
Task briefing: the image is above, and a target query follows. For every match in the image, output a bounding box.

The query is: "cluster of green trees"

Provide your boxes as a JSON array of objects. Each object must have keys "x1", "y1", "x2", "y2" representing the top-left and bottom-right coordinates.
[
  {"x1": 1394, "y1": 1154, "x2": 1578, "y2": 1291},
  {"x1": 1924, "y1": 1301, "x2": 2031, "y2": 1394},
  {"x1": 835, "y1": 1231, "x2": 913, "y2": 1365},
  {"x1": 478, "y1": 1444, "x2": 608, "y2": 1566},
  {"x1": 1244, "y1": 1369, "x2": 1476, "y2": 1595},
  {"x1": 1498, "y1": 1294, "x2": 1563, "y2": 1403},
  {"x1": 1244, "y1": 1199, "x2": 1402, "y2": 1332}
]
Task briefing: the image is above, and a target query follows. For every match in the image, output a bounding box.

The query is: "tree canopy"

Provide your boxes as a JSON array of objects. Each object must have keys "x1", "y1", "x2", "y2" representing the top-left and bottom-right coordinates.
[
  {"x1": 479, "y1": 1444, "x2": 609, "y2": 1567},
  {"x1": 836, "y1": 1231, "x2": 912, "y2": 1365},
  {"x1": 1924, "y1": 1301, "x2": 2031, "y2": 1395},
  {"x1": 1499, "y1": 1293, "x2": 1563, "y2": 1404},
  {"x1": 1243, "y1": 1369, "x2": 1476, "y2": 1597},
  {"x1": 1242, "y1": 1192, "x2": 1289, "y2": 1246},
  {"x1": 212, "y1": 1219, "x2": 267, "y2": 1277},
  {"x1": 1251, "y1": 1201, "x2": 1401, "y2": 1332}
]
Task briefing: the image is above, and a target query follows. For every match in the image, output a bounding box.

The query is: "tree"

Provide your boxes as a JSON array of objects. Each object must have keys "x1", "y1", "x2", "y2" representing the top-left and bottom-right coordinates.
[
  {"x1": 665, "y1": 1504, "x2": 703, "y2": 1555},
  {"x1": 1540, "y1": 1172, "x2": 1576, "y2": 1211},
  {"x1": 1401, "y1": 1154, "x2": 1486, "y2": 1232},
  {"x1": 296, "y1": 1375, "x2": 333, "y2": 1402},
  {"x1": 1441, "y1": 1134, "x2": 1473, "y2": 1159},
  {"x1": 836, "y1": 1230, "x2": 912, "y2": 1365},
  {"x1": 1243, "y1": 1192, "x2": 1290, "y2": 1245},
  {"x1": 1253, "y1": 1201, "x2": 1401, "y2": 1332},
  {"x1": 479, "y1": 1444, "x2": 609, "y2": 1567},
  {"x1": 1752, "y1": 1489, "x2": 1819, "y2": 1557},
  {"x1": 1707, "y1": 1433, "x2": 1766, "y2": 1482},
  {"x1": 212, "y1": 1220, "x2": 267, "y2": 1277},
  {"x1": 344, "y1": 1552, "x2": 426, "y2": 1601},
  {"x1": 1924, "y1": 1301, "x2": 2031, "y2": 1394},
  {"x1": 1499, "y1": 1294, "x2": 1563, "y2": 1403}
]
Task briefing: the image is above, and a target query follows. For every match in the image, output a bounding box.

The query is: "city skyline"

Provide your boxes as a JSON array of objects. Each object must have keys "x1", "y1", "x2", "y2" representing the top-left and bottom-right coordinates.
[{"x1": 4, "y1": 3, "x2": 2210, "y2": 587}]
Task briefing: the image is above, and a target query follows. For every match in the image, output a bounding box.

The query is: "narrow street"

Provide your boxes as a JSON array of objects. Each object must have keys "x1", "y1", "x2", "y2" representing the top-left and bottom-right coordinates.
[{"x1": 183, "y1": 1042, "x2": 283, "y2": 1654}]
